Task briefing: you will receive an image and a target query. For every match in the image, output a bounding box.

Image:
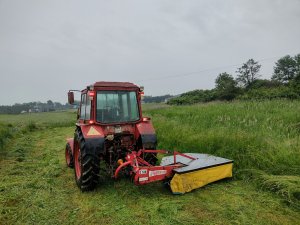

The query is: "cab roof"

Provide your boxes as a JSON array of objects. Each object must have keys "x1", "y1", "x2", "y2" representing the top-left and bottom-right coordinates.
[{"x1": 93, "y1": 81, "x2": 139, "y2": 88}]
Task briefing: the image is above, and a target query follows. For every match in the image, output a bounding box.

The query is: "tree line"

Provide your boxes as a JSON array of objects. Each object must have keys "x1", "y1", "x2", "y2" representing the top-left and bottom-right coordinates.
[
  {"x1": 0, "y1": 100, "x2": 77, "y2": 114},
  {"x1": 143, "y1": 94, "x2": 173, "y2": 103},
  {"x1": 168, "y1": 53, "x2": 300, "y2": 105}
]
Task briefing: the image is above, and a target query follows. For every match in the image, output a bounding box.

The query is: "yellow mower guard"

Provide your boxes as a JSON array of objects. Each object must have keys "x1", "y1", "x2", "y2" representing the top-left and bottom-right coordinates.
[{"x1": 170, "y1": 163, "x2": 233, "y2": 194}]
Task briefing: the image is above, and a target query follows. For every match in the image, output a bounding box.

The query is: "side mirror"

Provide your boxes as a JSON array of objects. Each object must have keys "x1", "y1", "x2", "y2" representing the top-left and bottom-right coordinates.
[{"x1": 68, "y1": 91, "x2": 74, "y2": 104}]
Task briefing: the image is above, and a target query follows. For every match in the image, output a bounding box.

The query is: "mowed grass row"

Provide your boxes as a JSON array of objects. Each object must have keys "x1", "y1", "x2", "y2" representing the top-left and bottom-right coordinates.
[
  {"x1": 0, "y1": 110, "x2": 76, "y2": 159},
  {"x1": 1, "y1": 127, "x2": 299, "y2": 224},
  {"x1": 0, "y1": 123, "x2": 13, "y2": 153},
  {"x1": 0, "y1": 110, "x2": 76, "y2": 128},
  {"x1": 0, "y1": 100, "x2": 300, "y2": 224}
]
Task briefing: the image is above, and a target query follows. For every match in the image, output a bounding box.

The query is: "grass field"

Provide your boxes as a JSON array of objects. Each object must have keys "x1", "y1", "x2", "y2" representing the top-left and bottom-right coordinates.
[{"x1": 0, "y1": 100, "x2": 299, "y2": 224}]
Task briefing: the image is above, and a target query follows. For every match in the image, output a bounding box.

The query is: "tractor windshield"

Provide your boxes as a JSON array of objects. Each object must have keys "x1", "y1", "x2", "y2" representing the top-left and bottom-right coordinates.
[{"x1": 96, "y1": 91, "x2": 140, "y2": 123}]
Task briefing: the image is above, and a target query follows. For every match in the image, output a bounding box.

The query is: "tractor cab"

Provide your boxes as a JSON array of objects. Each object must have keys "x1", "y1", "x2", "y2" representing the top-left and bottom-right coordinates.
[
  {"x1": 66, "y1": 82, "x2": 157, "y2": 191},
  {"x1": 68, "y1": 82, "x2": 144, "y2": 126}
]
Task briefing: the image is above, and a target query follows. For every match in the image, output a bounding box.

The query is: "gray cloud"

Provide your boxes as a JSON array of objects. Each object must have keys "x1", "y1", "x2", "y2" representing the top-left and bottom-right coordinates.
[{"x1": 0, "y1": 0, "x2": 300, "y2": 105}]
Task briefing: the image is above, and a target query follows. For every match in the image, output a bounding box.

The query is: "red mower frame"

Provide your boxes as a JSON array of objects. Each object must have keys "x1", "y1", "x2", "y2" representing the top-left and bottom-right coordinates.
[{"x1": 114, "y1": 149, "x2": 197, "y2": 185}]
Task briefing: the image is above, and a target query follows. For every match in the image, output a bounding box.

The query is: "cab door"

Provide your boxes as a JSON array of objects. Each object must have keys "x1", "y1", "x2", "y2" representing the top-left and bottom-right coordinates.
[{"x1": 78, "y1": 93, "x2": 91, "y2": 124}]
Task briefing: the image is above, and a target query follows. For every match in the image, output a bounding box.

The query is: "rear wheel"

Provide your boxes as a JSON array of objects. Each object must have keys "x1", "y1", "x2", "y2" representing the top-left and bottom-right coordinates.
[
  {"x1": 74, "y1": 130, "x2": 100, "y2": 191},
  {"x1": 65, "y1": 143, "x2": 74, "y2": 168}
]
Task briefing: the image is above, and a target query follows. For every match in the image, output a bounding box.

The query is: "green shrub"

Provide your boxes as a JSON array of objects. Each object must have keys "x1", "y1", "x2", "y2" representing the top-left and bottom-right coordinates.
[
  {"x1": 239, "y1": 86, "x2": 300, "y2": 100},
  {"x1": 167, "y1": 80, "x2": 300, "y2": 105},
  {"x1": 168, "y1": 89, "x2": 217, "y2": 105}
]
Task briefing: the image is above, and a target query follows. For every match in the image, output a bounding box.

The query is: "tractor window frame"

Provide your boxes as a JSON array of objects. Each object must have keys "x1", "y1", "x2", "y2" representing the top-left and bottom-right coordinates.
[
  {"x1": 79, "y1": 93, "x2": 87, "y2": 120},
  {"x1": 96, "y1": 90, "x2": 140, "y2": 124},
  {"x1": 79, "y1": 93, "x2": 92, "y2": 121},
  {"x1": 85, "y1": 96, "x2": 91, "y2": 120}
]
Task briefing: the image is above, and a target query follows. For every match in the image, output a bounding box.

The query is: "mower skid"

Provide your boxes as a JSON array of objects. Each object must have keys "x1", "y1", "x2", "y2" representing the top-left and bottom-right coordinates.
[{"x1": 160, "y1": 153, "x2": 233, "y2": 194}]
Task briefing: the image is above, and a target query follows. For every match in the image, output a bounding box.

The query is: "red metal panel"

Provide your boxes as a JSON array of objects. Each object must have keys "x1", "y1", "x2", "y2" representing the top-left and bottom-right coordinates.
[
  {"x1": 133, "y1": 166, "x2": 176, "y2": 185},
  {"x1": 102, "y1": 124, "x2": 136, "y2": 136},
  {"x1": 113, "y1": 150, "x2": 194, "y2": 185},
  {"x1": 135, "y1": 119, "x2": 156, "y2": 135}
]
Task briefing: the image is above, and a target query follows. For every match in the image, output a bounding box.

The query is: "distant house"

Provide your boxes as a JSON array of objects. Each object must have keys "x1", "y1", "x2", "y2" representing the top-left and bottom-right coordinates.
[{"x1": 33, "y1": 105, "x2": 40, "y2": 112}]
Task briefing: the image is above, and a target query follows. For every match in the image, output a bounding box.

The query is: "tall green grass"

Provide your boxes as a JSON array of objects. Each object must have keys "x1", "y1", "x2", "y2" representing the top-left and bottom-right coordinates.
[
  {"x1": 145, "y1": 100, "x2": 300, "y2": 205},
  {"x1": 0, "y1": 123, "x2": 13, "y2": 153},
  {"x1": 145, "y1": 100, "x2": 300, "y2": 174},
  {"x1": 0, "y1": 100, "x2": 300, "y2": 224}
]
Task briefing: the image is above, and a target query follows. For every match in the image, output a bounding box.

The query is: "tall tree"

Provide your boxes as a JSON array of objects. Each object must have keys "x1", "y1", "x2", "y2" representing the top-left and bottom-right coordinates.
[
  {"x1": 215, "y1": 72, "x2": 239, "y2": 100},
  {"x1": 272, "y1": 55, "x2": 298, "y2": 83},
  {"x1": 236, "y1": 59, "x2": 261, "y2": 87},
  {"x1": 294, "y1": 54, "x2": 300, "y2": 82}
]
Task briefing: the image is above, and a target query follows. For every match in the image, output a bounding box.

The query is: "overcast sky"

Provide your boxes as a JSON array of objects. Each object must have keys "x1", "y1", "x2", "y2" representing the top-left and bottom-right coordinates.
[{"x1": 0, "y1": 0, "x2": 300, "y2": 105}]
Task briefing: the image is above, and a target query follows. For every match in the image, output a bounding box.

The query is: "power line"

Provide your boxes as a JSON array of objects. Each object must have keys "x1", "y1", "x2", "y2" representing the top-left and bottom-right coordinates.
[{"x1": 137, "y1": 56, "x2": 281, "y2": 82}]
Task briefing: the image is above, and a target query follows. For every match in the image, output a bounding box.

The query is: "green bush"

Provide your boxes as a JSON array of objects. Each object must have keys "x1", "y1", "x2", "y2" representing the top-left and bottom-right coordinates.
[
  {"x1": 239, "y1": 86, "x2": 300, "y2": 100},
  {"x1": 168, "y1": 89, "x2": 217, "y2": 105},
  {"x1": 167, "y1": 79, "x2": 300, "y2": 105}
]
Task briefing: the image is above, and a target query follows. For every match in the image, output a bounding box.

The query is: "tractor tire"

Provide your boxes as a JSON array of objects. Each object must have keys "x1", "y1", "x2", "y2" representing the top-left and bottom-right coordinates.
[
  {"x1": 65, "y1": 143, "x2": 74, "y2": 168},
  {"x1": 74, "y1": 129, "x2": 100, "y2": 191}
]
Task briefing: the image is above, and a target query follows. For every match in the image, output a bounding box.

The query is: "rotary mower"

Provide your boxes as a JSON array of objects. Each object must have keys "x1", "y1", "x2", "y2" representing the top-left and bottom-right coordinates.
[{"x1": 65, "y1": 82, "x2": 233, "y2": 194}]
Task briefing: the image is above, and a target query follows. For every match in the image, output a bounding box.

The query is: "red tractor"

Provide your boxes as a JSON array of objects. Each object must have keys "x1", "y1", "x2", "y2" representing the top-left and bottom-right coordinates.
[{"x1": 65, "y1": 82, "x2": 233, "y2": 194}]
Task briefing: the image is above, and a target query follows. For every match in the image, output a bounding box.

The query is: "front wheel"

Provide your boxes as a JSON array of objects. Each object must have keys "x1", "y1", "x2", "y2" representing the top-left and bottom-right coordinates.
[{"x1": 74, "y1": 130, "x2": 100, "y2": 191}]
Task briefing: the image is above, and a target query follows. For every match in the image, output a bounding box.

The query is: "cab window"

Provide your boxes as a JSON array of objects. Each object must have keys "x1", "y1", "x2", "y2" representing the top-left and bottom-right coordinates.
[
  {"x1": 96, "y1": 91, "x2": 139, "y2": 123},
  {"x1": 85, "y1": 96, "x2": 91, "y2": 120},
  {"x1": 80, "y1": 94, "x2": 87, "y2": 119}
]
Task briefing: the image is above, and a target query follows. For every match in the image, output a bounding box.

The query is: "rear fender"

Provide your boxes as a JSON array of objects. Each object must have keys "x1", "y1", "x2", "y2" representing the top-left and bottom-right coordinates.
[
  {"x1": 136, "y1": 119, "x2": 157, "y2": 149},
  {"x1": 77, "y1": 125, "x2": 105, "y2": 154}
]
